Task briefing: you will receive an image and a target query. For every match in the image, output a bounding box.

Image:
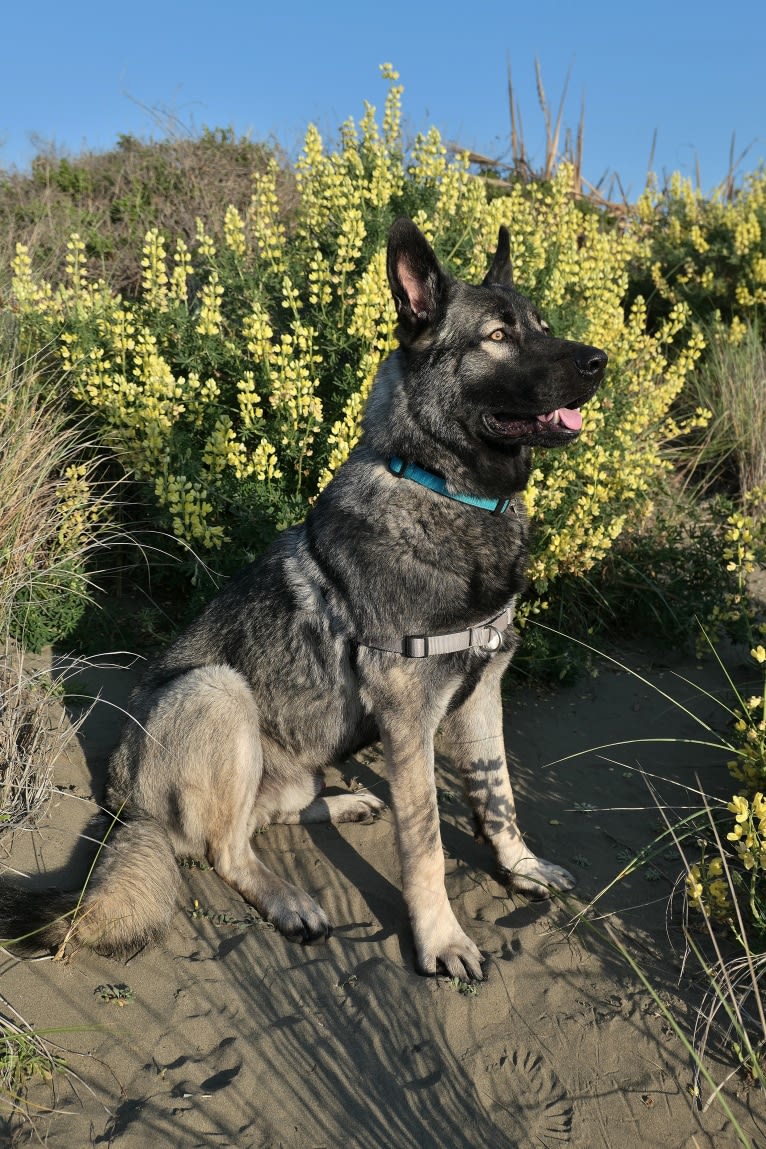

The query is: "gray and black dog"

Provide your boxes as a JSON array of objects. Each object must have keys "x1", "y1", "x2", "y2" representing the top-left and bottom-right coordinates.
[{"x1": 1, "y1": 218, "x2": 606, "y2": 981}]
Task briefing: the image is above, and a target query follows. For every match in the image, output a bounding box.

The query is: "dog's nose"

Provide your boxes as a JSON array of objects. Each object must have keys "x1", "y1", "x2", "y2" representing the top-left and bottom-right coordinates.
[{"x1": 574, "y1": 347, "x2": 608, "y2": 379}]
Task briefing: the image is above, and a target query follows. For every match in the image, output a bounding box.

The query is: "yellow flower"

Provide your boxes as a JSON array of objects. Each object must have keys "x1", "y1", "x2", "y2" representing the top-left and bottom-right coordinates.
[
  {"x1": 686, "y1": 866, "x2": 703, "y2": 903},
  {"x1": 751, "y1": 645, "x2": 766, "y2": 664},
  {"x1": 728, "y1": 794, "x2": 750, "y2": 822},
  {"x1": 752, "y1": 793, "x2": 766, "y2": 820},
  {"x1": 708, "y1": 879, "x2": 730, "y2": 905}
]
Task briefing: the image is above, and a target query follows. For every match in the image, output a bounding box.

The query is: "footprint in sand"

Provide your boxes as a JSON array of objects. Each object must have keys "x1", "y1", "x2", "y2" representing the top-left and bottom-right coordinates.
[{"x1": 471, "y1": 1044, "x2": 573, "y2": 1143}]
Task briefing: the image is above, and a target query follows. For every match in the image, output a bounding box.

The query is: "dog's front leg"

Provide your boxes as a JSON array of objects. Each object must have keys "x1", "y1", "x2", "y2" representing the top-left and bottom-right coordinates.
[
  {"x1": 441, "y1": 656, "x2": 575, "y2": 898},
  {"x1": 378, "y1": 716, "x2": 484, "y2": 982}
]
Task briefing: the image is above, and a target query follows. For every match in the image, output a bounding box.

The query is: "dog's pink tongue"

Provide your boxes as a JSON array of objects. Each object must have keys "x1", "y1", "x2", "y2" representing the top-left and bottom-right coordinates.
[
  {"x1": 558, "y1": 407, "x2": 582, "y2": 431},
  {"x1": 540, "y1": 408, "x2": 582, "y2": 431}
]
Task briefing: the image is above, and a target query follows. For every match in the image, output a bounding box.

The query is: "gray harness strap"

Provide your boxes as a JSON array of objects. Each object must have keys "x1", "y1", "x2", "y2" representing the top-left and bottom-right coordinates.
[{"x1": 360, "y1": 607, "x2": 514, "y2": 659}]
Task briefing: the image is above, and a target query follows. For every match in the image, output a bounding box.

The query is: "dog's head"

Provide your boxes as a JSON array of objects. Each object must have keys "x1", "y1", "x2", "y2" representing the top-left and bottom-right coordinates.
[{"x1": 386, "y1": 217, "x2": 607, "y2": 452}]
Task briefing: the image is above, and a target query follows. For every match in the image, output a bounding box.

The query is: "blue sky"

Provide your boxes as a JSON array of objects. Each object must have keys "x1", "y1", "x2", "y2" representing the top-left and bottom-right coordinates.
[{"x1": 2, "y1": 1, "x2": 764, "y2": 197}]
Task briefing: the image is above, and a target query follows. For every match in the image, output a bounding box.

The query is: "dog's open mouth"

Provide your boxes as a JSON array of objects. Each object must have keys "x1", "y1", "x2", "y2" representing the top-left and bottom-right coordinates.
[{"x1": 483, "y1": 406, "x2": 583, "y2": 440}]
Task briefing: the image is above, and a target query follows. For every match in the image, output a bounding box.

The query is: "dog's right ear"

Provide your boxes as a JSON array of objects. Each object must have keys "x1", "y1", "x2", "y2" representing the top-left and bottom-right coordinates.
[
  {"x1": 387, "y1": 218, "x2": 447, "y2": 341},
  {"x1": 482, "y1": 226, "x2": 514, "y2": 289}
]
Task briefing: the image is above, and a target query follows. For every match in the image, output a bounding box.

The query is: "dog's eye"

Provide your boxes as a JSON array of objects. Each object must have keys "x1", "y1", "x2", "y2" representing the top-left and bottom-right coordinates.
[
  {"x1": 540, "y1": 320, "x2": 551, "y2": 335},
  {"x1": 488, "y1": 329, "x2": 506, "y2": 342}
]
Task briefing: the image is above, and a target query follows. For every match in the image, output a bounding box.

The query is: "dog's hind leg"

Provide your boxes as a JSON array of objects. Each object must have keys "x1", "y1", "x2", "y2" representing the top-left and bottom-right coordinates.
[
  {"x1": 441, "y1": 657, "x2": 575, "y2": 898},
  {"x1": 128, "y1": 666, "x2": 331, "y2": 944},
  {"x1": 211, "y1": 817, "x2": 331, "y2": 944}
]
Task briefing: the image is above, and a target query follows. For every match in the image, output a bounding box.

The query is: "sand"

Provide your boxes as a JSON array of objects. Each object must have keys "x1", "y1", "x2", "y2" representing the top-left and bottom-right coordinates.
[{"x1": 1, "y1": 641, "x2": 763, "y2": 1148}]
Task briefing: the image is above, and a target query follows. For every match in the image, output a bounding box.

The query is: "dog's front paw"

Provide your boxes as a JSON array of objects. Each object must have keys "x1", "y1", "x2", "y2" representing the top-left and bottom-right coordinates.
[
  {"x1": 498, "y1": 854, "x2": 576, "y2": 899},
  {"x1": 414, "y1": 909, "x2": 484, "y2": 982}
]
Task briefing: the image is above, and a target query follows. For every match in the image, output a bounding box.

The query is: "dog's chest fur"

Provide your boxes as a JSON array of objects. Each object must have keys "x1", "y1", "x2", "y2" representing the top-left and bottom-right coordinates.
[{"x1": 306, "y1": 450, "x2": 529, "y2": 641}]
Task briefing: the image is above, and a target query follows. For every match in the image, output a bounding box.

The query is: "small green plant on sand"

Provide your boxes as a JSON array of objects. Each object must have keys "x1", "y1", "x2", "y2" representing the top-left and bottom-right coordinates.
[
  {"x1": 94, "y1": 983, "x2": 135, "y2": 1007},
  {"x1": 0, "y1": 1005, "x2": 68, "y2": 1118},
  {"x1": 444, "y1": 977, "x2": 479, "y2": 997}
]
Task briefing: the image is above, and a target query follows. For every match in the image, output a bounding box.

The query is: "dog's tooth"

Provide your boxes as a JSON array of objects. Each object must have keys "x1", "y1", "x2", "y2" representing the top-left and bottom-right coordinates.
[{"x1": 552, "y1": 410, "x2": 561, "y2": 425}]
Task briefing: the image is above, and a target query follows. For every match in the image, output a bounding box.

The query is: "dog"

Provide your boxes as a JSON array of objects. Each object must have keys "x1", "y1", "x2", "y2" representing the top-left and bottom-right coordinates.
[{"x1": 1, "y1": 218, "x2": 606, "y2": 981}]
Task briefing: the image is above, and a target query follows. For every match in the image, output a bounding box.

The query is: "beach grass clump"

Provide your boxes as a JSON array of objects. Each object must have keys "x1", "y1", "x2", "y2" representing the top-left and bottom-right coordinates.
[
  {"x1": 0, "y1": 665, "x2": 58, "y2": 837},
  {"x1": 0, "y1": 320, "x2": 114, "y2": 652},
  {"x1": 677, "y1": 321, "x2": 766, "y2": 502},
  {"x1": 0, "y1": 316, "x2": 120, "y2": 832}
]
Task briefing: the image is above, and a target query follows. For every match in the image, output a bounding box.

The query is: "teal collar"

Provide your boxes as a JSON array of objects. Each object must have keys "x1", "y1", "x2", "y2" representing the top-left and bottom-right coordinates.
[{"x1": 389, "y1": 456, "x2": 513, "y2": 515}]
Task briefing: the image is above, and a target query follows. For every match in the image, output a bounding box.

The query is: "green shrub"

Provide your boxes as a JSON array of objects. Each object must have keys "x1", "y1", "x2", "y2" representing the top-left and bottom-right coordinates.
[{"x1": 0, "y1": 129, "x2": 281, "y2": 295}]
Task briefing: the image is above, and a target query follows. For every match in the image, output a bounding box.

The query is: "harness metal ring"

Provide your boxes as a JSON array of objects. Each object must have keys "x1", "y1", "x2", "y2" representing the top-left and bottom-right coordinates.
[{"x1": 482, "y1": 625, "x2": 502, "y2": 652}]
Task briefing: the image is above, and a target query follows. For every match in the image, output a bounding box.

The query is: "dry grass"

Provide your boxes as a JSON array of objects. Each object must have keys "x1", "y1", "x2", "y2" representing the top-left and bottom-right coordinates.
[
  {"x1": 683, "y1": 321, "x2": 766, "y2": 504},
  {"x1": 0, "y1": 341, "x2": 67, "y2": 639},
  {"x1": 0, "y1": 317, "x2": 124, "y2": 831},
  {"x1": 0, "y1": 319, "x2": 122, "y2": 651},
  {"x1": 0, "y1": 652, "x2": 96, "y2": 842},
  {"x1": 0, "y1": 663, "x2": 58, "y2": 837}
]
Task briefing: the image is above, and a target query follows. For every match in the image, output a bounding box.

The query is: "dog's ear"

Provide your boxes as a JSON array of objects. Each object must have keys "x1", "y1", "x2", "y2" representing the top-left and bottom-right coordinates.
[
  {"x1": 482, "y1": 226, "x2": 514, "y2": 289},
  {"x1": 387, "y1": 217, "x2": 447, "y2": 339}
]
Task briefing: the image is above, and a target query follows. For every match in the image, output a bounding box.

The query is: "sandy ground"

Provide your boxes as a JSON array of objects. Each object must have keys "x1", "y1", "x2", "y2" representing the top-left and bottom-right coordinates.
[{"x1": 1, "y1": 641, "x2": 765, "y2": 1148}]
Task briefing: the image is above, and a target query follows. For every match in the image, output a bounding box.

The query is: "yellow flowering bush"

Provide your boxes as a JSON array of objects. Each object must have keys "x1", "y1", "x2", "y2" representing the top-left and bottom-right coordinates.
[
  {"x1": 4, "y1": 67, "x2": 716, "y2": 590},
  {"x1": 633, "y1": 169, "x2": 766, "y2": 328}
]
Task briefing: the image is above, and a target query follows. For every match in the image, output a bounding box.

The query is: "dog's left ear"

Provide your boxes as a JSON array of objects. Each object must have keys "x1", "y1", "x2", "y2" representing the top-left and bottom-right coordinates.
[
  {"x1": 482, "y1": 226, "x2": 514, "y2": 289},
  {"x1": 387, "y1": 217, "x2": 447, "y2": 341}
]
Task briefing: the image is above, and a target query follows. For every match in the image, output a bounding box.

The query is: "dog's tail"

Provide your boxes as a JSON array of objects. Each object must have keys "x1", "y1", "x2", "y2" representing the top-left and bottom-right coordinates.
[{"x1": 0, "y1": 813, "x2": 182, "y2": 957}]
